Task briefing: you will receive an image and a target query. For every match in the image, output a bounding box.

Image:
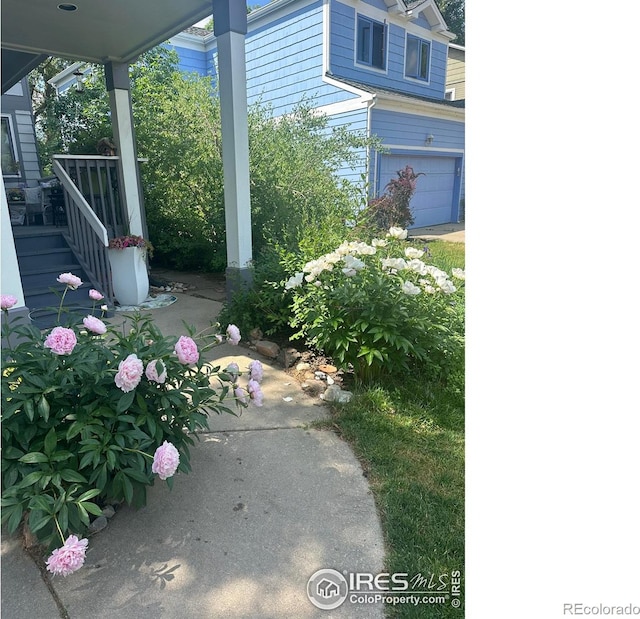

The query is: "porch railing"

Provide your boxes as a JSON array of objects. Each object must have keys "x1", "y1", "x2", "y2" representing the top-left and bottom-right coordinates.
[{"x1": 51, "y1": 158, "x2": 115, "y2": 304}]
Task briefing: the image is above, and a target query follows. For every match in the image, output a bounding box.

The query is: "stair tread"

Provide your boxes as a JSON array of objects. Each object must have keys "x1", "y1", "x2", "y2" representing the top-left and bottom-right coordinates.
[{"x1": 17, "y1": 247, "x2": 73, "y2": 257}]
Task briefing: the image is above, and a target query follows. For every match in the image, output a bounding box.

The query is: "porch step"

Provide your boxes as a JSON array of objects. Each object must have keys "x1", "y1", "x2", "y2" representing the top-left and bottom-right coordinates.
[{"x1": 13, "y1": 228, "x2": 109, "y2": 330}]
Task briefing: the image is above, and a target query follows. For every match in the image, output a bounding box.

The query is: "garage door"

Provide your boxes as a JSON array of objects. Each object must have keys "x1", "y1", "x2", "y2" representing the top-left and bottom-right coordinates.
[{"x1": 379, "y1": 155, "x2": 456, "y2": 228}]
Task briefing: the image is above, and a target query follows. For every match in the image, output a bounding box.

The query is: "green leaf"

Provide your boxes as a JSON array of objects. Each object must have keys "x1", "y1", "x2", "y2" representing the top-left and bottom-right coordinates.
[
  {"x1": 19, "y1": 451, "x2": 49, "y2": 464},
  {"x1": 2, "y1": 446, "x2": 24, "y2": 460},
  {"x1": 38, "y1": 396, "x2": 50, "y2": 422},
  {"x1": 116, "y1": 390, "x2": 136, "y2": 413},
  {"x1": 17, "y1": 471, "x2": 44, "y2": 487},
  {"x1": 43, "y1": 427, "x2": 57, "y2": 456},
  {"x1": 28, "y1": 509, "x2": 51, "y2": 534},
  {"x1": 58, "y1": 503, "x2": 69, "y2": 535},
  {"x1": 122, "y1": 474, "x2": 134, "y2": 505},
  {"x1": 76, "y1": 502, "x2": 90, "y2": 526},
  {"x1": 59, "y1": 469, "x2": 88, "y2": 483},
  {"x1": 24, "y1": 399, "x2": 35, "y2": 422},
  {"x1": 77, "y1": 488, "x2": 101, "y2": 503},
  {"x1": 6, "y1": 504, "x2": 24, "y2": 533},
  {"x1": 82, "y1": 501, "x2": 103, "y2": 517}
]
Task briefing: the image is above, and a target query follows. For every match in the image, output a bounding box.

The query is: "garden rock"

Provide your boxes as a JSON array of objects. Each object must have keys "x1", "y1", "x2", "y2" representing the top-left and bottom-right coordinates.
[
  {"x1": 296, "y1": 362, "x2": 311, "y2": 372},
  {"x1": 301, "y1": 381, "x2": 327, "y2": 396},
  {"x1": 321, "y1": 384, "x2": 353, "y2": 404},
  {"x1": 279, "y1": 347, "x2": 301, "y2": 368},
  {"x1": 88, "y1": 516, "x2": 108, "y2": 535},
  {"x1": 101, "y1": 505, "x2": 116, "y2": 519},
  {"x1": 256, "y1": 340, "x2": 280, "y2": 358},
  {"x1": 248, "y1": 328, "x2": 263, "y2": 342},
  {"x1": 318, "y1": 364, "x2": 337, "y2": 374}
]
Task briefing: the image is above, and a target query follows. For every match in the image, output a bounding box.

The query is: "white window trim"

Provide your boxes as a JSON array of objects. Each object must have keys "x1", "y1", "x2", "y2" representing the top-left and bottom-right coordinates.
[
  {"x1": 1, "y1": 114, "x2": 21, "y2": 178},
  {"x1": 353, "y1": 13, "x2": 389, "y2": 76},
  {"x1": 445, "y1": 88, "x2": 455, "y2": 100},
  {"x1": 404, "y1": 32, "x2": 432, "y2": 85}
]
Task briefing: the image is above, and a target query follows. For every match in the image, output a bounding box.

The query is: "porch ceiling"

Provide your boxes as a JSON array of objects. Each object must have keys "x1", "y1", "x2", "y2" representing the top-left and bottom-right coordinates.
[{"x1": 1, "y1": 0, "x2": 212, "y2": 92}]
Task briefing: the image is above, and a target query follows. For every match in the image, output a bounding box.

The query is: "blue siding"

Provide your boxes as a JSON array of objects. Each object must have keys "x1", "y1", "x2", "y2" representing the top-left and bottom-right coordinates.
[
  {"x1": 324, "y1": 108, "x2": 369, "y2": 185},
  {"x1": 243, "y1": 1, "x2": 353, "y2": 116},
  {"x1": 166, "y1": 44, "x2": 208, "y2": 76},
  {"x1": 371, "y1": 108, "x2": 464, "y2": 151},
  {"x1": 330, "y1": 1, "x2": 447, "y2": 99}
]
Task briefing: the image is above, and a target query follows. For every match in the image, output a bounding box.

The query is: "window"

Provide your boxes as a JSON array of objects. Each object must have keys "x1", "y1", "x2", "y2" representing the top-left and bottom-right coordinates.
[
  {"x1": 357, "y1": 16, "x2": 386, "y2": 70},
  {"x1": 405, "y1": 35, "x2": 430, "y2": 81},
  {"x1": 1, "y1": 116, "x2": 21, "y2": 176}
]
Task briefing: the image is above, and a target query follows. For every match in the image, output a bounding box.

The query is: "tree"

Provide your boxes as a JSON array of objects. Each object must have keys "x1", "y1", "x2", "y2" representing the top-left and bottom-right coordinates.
[{"x1": 436, "y1": 0, "x2": 464, "y2": 45}]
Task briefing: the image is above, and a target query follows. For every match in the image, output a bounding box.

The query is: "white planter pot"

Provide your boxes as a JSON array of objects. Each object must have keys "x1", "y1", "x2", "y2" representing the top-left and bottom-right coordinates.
[{"x1": 108, "y1": 247, "x2": 149, "y2": 306}]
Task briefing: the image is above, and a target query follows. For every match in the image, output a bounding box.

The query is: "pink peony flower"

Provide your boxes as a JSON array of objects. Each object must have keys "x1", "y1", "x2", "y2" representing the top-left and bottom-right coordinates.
[
  {"x1": 145, "y1": 359, "x2": 167, "y2": 384},
  {"x1": 247, "y1": 379, "x2": 264, "y2": 407},
  {"x1": 225, "y1": 362, "x2": 240, "y2": 380},
  {"x1": 152, "y1": 441, "x2": 180, "y2": 480},
  {"x1": 234, "y1": 386, "x2": 249, "y2": 406},
  {"x1": 0, "y1": 294, "x2": 18, "y2": 310},
  {"x1": 174, "y1": 335, "x2": 199, "y2": 365},
  {"x1": 45, "y1": 535, "x2": 88, "y2": 577},
  {"x1": 226, "y1": 324, "x2": 241, "y2": 345},
  {"x1": 114, "y1": 354, "x2": 144, "y2": 392},
  {"x1": 248, "y1": 360, "x2": 264, "y2": 383},
  {"x1": 44, "y1": 327, "x2": 77, "y2": 355},
  {"x1": 89, "y1": 289, "x2": 104, "y2": 301},
  {"x1": 57, "y1": 272, "x2": 82, "y2": 290},
  {"x1": 82, "y1": 315, "x2": 107, "y2": 335}
]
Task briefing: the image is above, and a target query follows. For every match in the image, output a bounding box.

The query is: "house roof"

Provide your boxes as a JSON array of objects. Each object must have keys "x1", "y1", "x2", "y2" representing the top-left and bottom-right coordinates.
[
  {"x1": 1, "y1": 0, "x2": 215, "y2": 93},
  {"x1": 327, "y1": 74, "x2": 465, "y2": 110}
]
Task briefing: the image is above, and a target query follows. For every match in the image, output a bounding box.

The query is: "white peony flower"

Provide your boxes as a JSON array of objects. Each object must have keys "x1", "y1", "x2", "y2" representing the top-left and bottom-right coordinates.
[
  {"x1": 381, "y1": 258, "x2": 407, "y2": 272},
  {"x1": 451, "y1": 268, "x2": 465, "y2": 280},
  {"x1": 405, "y1": 259, "x2": 427, "y2": 276},
  {"x1": 342, "y1": 255, "x2": 366, "y2": 270},
  {"x1": 372, "y1": 238, "x2": 388, "y2": 248},
  {"x1": 401, "y1": 281, "x2": 421, "y2": 295},
  {"x1": 284, "y1": 272, "x2": 304, "y2": 289},
  {"x1": 342, "y1": 268, "x2": 357, "y2": 277},
  {"x1": 405, "y1": 247, "x2": 425, "y2": 259},
  {"x1": 387, "y1": 227, "x2": 408, "y2": 240}
]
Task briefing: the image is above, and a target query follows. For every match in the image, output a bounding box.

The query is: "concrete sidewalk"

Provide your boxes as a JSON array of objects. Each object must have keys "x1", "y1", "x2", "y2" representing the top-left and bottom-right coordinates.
[{"x1": 1, "y1": 287, "x2": 386, "y2": 618}]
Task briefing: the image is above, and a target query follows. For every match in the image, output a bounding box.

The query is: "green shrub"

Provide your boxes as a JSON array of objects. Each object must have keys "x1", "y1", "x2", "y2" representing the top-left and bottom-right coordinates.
[
  {"x1": 1, "y1": 280, "x2": 258, "y2": 551},
  {"x1": 284, "y1": 228, "x2": 465, "y2": 383}
]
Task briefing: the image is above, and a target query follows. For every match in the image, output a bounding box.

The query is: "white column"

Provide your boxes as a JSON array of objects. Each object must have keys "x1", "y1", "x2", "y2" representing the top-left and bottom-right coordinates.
[
  {"x1": 1, "y1": 177, "x2": 26, "y2": 308},
  {"x1": 105, "y1": 62, "x2": 144, "y2": 237},
  {"x1": 216, "y1": 29, "x2": 253, "y2": 271}
]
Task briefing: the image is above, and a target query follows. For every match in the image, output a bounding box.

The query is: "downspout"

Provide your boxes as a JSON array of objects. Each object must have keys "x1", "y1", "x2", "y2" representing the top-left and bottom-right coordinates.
[{"x1": 367, "y1": 94, "x2": 377, "y2": 200}]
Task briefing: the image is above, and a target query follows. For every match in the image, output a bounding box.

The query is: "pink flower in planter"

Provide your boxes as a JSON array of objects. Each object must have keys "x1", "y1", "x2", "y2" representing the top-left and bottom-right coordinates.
[
  {"x1": 145, "y1": 359, "x2": 167, "y2": 384},
  {"x1": 114, "y1": 354, "x2": 144, "y2": 392},
  {"x1": 89, "y1": 289, "x2": 104, "y2": 301},
  {"x1": 174, "y1": 336, "x2": 199, "y2": 365},
  {"x1": 247, "y1": 379, "x2": 264, "y2": 407},
  {"x1": 0, "y1": 295, "x2": 18, "y2": 310},
  {"x1": 152, "y1": 441, "x2": 180, "y2": 480},
  {"x1": 44, "y1": 327, "x2": 77, "y2": 355},
  {"x1": 82, "y1": 315, "x2": 107, "y2": 335},
  {"x1": 45, "y1": 535, "x2": 88, "y2": 577},
  {"x1": 226, "y1": 324, "x2": 241, "y2": 345},
  {"x1": 248, "y1": 360, "x2": 264, "y2": 383},
  {"x1": 57, "y1": 272, "x2": 82, "y2": 290}
]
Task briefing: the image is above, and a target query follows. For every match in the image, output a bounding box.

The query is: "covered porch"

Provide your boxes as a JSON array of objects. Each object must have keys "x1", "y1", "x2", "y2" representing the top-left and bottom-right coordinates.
[{"x1": 1, "y1": 0, "x2": 253, "y2": 323}]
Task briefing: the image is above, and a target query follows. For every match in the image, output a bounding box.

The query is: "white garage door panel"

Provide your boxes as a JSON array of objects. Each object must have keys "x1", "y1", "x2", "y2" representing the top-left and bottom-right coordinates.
[{"x1": 379, "y1": 155, "x2": 456, "y2": 227}]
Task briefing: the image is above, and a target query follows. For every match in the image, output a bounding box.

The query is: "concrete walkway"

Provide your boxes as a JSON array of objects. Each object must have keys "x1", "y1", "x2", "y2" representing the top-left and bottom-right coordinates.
[
  {"x1": 1, "y1": 284, "x2": 386, "y2": 618},
  {"x1": 410, "y1": 222, "x2": 465, "y2": 243}
]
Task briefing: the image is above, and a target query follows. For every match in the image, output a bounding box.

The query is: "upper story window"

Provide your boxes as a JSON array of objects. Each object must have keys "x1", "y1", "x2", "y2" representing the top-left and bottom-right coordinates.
[
  {"x1": 405, "y1": 35, "x2": 431, "y2": 81},
  {"x1": 357, "y1": 15, "x2": 386, "y2": 70},
  {"x1": 1, "y1": 116, "x2": 21, "y2": 177}
]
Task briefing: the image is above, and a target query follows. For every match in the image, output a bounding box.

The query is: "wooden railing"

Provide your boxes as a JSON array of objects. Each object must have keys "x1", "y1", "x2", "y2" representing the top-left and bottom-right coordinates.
[
  {"x1": 52, "y1": 155, "x2": 126, "y2": 238},
  {"x1": 51, "y1": 158, "x2": 115, "y2": 304}
]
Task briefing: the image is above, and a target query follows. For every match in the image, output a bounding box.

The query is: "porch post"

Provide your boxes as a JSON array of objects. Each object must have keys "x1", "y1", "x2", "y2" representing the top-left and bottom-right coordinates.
[
  {"x1": 104, "y1": 62, "x2": 144, "y2": 238},
  {"x1": 1, "y1": 179, "x2": 30, "y2": 343},
  {"x1": 212, "y1": 0, "x2": 253, "y2": 295}
]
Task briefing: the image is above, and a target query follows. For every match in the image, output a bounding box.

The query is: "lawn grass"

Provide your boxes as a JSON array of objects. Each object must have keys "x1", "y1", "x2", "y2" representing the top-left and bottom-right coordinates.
[{"x1": 318, "y1": 240, "x2": 465, "y2": 618}]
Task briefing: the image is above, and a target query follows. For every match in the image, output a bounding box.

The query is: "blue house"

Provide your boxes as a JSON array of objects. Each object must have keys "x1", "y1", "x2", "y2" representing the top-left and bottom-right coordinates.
[{"x1": 169, "y1": 0, "x2": 465, "y2": 228}]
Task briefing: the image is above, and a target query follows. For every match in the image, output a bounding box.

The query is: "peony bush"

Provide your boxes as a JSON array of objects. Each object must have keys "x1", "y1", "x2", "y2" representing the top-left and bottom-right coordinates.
[
  {"x1": 285, "y1": 227, "x2": 465, "y2": 382},
  {"x1": 1, "y1": 277, "x2": 264, "y2": 575}
]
